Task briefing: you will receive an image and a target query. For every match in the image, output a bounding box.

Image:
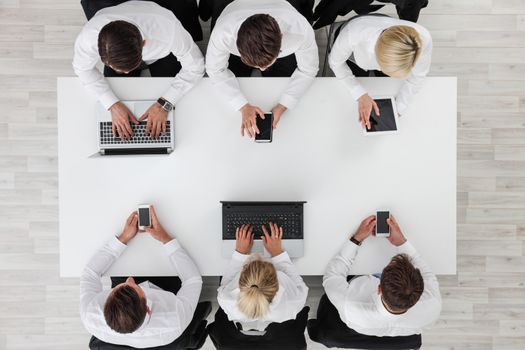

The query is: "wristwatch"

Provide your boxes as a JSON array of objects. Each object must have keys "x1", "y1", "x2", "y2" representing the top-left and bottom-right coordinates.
[
  {"x1": 157, "y1": 97, "x2": 174, "y2": 112},
  {"x1": 350, "y1": 236, "x2": 362, "y2": 246}
]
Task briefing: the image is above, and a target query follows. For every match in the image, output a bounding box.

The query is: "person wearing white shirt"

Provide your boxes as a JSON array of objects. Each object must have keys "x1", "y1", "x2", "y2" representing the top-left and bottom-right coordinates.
[
  {"x1": 80, "y1": 206, "x2": 203, "y2": 348},
  {"x1": 323, "y1": 214, "x2": 441, "y2": 337},
  {"x1": 217, "y1": 223, "x2": 308, "y2": 333},
  {"x1": 73, "y1": 1, "x2": 205, "y2": 140},
  {"x1": 328, "y1": 15, "x2": 432, "y2": 129},
  {"x1": 205, "y1": 0, "x2": 319, "y2": 138}
]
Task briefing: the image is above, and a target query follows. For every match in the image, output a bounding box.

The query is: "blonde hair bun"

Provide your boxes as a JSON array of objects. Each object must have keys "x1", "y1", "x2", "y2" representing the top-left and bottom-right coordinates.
[
  {"x1": 237, "y1": 259, "x2": 279, "y2": 319},
  {"x1": 375, "y1": 25, "x2": 423, "y2": 78}
]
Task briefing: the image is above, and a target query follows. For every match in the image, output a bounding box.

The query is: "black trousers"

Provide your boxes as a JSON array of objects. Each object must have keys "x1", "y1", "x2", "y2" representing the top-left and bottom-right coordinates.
[
  {"x1": 228, "y1": 54, "x2": 298, "y2": 78},
  {"x1": 110, "y1": 276, "x2": 182, "y2": 294},
  {"x1": 103, "y1": 54, "x2": 182, "y2": 78}
]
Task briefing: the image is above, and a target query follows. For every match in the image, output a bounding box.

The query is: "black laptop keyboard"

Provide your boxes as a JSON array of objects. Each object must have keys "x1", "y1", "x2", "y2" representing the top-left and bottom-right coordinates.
[
  {"x1": 99, "y1": 121, "x2": 171, "y2": 145},
  {"x1": 224, "y1": 212, "x2": 302, "y2": 239}
]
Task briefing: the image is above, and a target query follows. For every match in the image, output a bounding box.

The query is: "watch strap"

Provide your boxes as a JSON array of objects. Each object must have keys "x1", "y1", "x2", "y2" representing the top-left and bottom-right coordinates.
[
  {"x1": 350, "y1": 236, "x2": 362, "y2": 246},
  {"x1": 157, "y1": 97, "x2": 173, "y2": 112}
]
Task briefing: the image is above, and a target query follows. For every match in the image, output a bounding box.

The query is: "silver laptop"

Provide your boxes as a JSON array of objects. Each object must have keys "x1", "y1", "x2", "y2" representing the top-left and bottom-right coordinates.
[
  {"x1": 221, "y1": 201, "x2": 305, "y2": 258},
  {"x1": 95, "y1": 100, "x2": 174, "y2": 156}
]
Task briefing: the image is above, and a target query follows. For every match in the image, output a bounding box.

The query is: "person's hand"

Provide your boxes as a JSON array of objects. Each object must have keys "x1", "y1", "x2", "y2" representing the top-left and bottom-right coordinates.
[
  {"x1": 351, "y1": 215, "x2": 376, "y2": 243},
  {"x1": 235, "y1": 224, "x2": 254, "y2": 254},
  {"x1": 109, "y1": 101, "x2": 139, "y2": 139},
  {"x1": 144, "y1": 206, "x2": 172, "y2": 244},
  {"x1": 139, "y1": 102, "x2": 168, "y2": 139},
  {"x1": 240, "y1": 103, "x2": 265, "y2": 138},
  {"x1": 262, "y1": 222, "x2": 283, "y2": 257},
  {"x1": 357, "y1": 94, "x2": 379, "y2": 130},
  {"x1": 270, "y1": 103, "x2": 287, "y2": 129},
  {"x1": 118, "y1": 211, "x2": 139, "y2": 244},
  {"x1": 387, "y1": 215, "x2": 407, "y2": 247}
]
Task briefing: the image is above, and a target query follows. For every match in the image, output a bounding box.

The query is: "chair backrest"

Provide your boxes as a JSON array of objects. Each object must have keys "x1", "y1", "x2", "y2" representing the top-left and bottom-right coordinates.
[
  {"x1": 207, "y1": 306, "x2": 310, "y2": 350},
  {"x1": 307, "y1": 294, "x2": 421, "y2": 350}
]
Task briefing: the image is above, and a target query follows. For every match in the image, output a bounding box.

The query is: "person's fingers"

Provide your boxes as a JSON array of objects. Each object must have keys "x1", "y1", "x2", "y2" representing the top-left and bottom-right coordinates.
[
  {"x1": 149, "y1": 206, "x2": 159, "y2": 225},
  {"x1": 250, "y1": 233, "x2": 254, "y2": 244},
  {"x1": 279, "y1": 226, "x2": 283, "y2": 240},
  {"x1": 261, "y1": 234, "x2": 267, "y2": 244},
  {"x1": 272, "y1": 222, "x2": 278, "y2": 238},
  {"x1": 248, "y1": 225, "x2": 253, "y2": 237},
  {"x1": 262, "y1": 225, "x2": 271, "y2": 242},
  {"x1": 155, "y1": 120, "x2": 162, "y2": 139},
  {"x1": 241, "y1": 122, "x2": 245, "y2": 136},
  {"x1": 116, "y1": 124, "x2": 125, "y2": 140},
  {"x1": 235, "y1": 227, "x2": 240, "y2": 240},
  {"x1": 373, "y1": 101, "x2": 380, "y2": 116},
  {"x1": 256, "y1": 107, "x2": 265, "y2": 119},
  {"x1": 112, "y1": 123, "x2": 117, "y2": 138},
  {"x1": 250, "y1": 118, "x2": 259, "y2": 135},
  {"x1": 139, "y1": 112, "x2": 148, "y2": 122},
  {"x1": 123, "y1": 119, "x2": 133, "y2": 138},
  {"x1": 146, "y1": 118, "x2": 152, "y2": 136},
  {"x1": 162, "y1": 119, "x2": 167, "y2": 135},
  {"x1": 128, "y1": 111, "x2": 139, "y2": 124}
]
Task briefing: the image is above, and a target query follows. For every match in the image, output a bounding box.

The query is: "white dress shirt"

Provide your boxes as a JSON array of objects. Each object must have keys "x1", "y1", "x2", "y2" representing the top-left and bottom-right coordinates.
[
  {"x1": 323, "y1": 240, "x2": 441, "y2": 337},
  {"x1": 328, "y1": 16, "x2": 433, "y2": 115},
  {"x1": 217, "y1": 251, "x2": 308, "y2": 331},
  {"x1": 80, "y1": 237, "x2": 203, "y2": 348},
  {"x1": 73, "y1": 0, "x2": 205, "y2": 110},
  {"x1": 205, "y1": 0, "x2": 319, "y2": 111}
]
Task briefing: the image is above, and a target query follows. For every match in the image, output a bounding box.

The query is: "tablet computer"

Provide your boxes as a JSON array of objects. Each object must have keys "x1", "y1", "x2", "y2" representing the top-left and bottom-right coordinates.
[{"x1": 363, "y1": 97, "x2": 399, "y2": 136}]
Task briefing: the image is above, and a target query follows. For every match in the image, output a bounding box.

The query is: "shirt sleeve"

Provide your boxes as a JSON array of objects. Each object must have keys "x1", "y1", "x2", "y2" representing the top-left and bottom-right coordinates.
[
  {"x1": 271, "y1": 251, "x2": 309, "y2": 313},
  {"x1": 72, "y1": 30, "x2": 119, "y2": 110},
  {"x1": 161, "y1": 24, "x2": 205, "y2": 105},
  {"x1": 278, "y1": 25, "x2": 319, "y2": 110},
  {"x1": 328, "y1": 25, "x2": 367, "y2": 101},
  {"x1": 322, "y1": 240, "x2": 360, "y2": 310},
  {"x1": 205, "y1": 28, "x2": 249, "y2": 111},
  {"x1": 216, "y1": 251, "x2": 250, "y2": 316},
  {"x1": 79, "y1": 236, "x2": 127, "y2": 321},
  {"x1": 162, "y1": 239, "x2": 203, "y2": 334},
  {"x1": 395, "y1": 32, "x2": 433, "y2": 115}
]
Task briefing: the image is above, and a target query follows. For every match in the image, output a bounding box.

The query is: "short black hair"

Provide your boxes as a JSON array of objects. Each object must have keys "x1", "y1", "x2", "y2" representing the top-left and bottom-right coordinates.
[
  {"x1": 380, "y1": 254, "x2": 424, "y2": 312},
  {"x1": 104, "y1": 285, "x2": 147, "y2": 333},
  {"x1": 98, "y1": 20, "x2": 143, "y2": 72},
  {"x1": 237, "y1": 14, "x2": 281, "y2": 68}
]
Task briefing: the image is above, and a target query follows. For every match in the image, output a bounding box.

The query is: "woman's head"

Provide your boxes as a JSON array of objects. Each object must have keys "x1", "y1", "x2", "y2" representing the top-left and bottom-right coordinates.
[
  {"x1": 237, "y1": 257, "x2": 279, "y2": 319},
  {"x1": 375, "y1": 25, "x2": 422, "y2": 79}
]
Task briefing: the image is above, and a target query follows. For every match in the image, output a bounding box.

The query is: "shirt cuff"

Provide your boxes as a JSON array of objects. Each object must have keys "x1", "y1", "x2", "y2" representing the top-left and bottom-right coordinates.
[
  {"x1": 278, "y1": 94, "x2": 298, "y2": 110},
  {"x1": 340, "y1": 240, "x2": 360, "y2": 260},
  {"x1": 230, "y1": 95, "x2": 249, "y2": 111},
  {"x1": 163, "y1": 239, "x2": 181, "y2": 255},
  {"x1": 232, "y1": 250, "x2": 250, "y2": 263},
  {"x1": 108, "y1": 236, "x2": 127, "y2": 256},
  {"x1": 161, "y1": 87, "x2": 182, "y2": 106},
  {"x1": 397, "y1": 241, "x2": 417, "y2": 257},
  {"x1": 343, "y1": 77, "x2": 367, "y2": 101},
  {"x1": 99, "y1": 91, "x2": 119, "y2": 110},
  {"x1": 271, "y1": 251, "x2": 291, "y2": 264}
]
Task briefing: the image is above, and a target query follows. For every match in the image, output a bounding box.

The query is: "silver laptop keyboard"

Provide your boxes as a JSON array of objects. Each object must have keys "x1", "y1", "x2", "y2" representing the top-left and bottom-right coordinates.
[{"x1": 99, "y1": 121, "x2": 172, "y2": 145}]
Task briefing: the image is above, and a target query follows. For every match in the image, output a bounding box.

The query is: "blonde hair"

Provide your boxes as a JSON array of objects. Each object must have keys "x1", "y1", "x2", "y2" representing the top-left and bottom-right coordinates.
[
  {"x1": 375, "y1": 25, "x2": 422, "y2": 79},
  {"x1": 237, "y1": 257, "x2": 279, "y2": 319}
]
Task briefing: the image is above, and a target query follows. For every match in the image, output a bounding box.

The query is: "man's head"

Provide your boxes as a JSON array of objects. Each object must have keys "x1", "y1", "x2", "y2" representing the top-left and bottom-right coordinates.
[
  {"x1": 375, "y1": 25, "x2": 422, "y2": 79},
  {"x1": 237, "y1": 256, "x2": 279, "y2": 319},
  {"x1": 236, "y1": 14, "x2": 282, "y2": 70},
  {"x1": 104, "y1": 277, "x2": 148, "y2": 333},
  {"x1": 98, "y1": 20, "x2": 144, "y2": 74},
  {"x1": 378, "y1": 254, "x2": 424, "y2": 313}
]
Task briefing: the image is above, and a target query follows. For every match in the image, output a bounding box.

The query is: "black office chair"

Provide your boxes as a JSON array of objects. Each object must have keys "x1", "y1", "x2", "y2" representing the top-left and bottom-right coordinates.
[
  {"x1": 88, "y1": 301, "x2": 212, "y2": 350},
  {"x1": 207, "y1": 306, "x2": 310, "y2": 350},
  {"x1": 307, "y1": 294, "x2": 422, "y2": 350}
]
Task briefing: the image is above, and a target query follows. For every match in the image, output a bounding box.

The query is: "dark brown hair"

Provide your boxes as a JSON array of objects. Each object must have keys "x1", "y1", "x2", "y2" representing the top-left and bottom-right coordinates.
[
  {"x1": 104, "y1": 285, "x2": 147, "y2": 333},
  {"x1": 380, "y1": 254, "x2": 424, "y2": 312},
  {"x1": 98, "y1": 20, "x2": 143, "y2": 72},
  {"x1": 237, "y1": 14, "x2": 281, "y2": 68}
]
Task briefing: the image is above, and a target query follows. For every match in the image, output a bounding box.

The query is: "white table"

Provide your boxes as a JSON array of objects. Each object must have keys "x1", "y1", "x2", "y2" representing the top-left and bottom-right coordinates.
[{"x1": 58, "y1": 77, "x2": 456, "y2": 277}]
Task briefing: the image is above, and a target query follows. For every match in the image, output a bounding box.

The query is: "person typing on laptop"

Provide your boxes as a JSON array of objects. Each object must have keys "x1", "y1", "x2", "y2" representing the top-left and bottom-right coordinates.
[
  {"x1": 79, "y1": 206, "x2": 203, "y2": 347},
  {"x1": 322, "y1": 215, "x2": 442, "y2": 337},
  {"x1": 205, "y1": 0, "x2": 319, "y2": 138},
  {"x1": 73, "y1": 1, "x2": 205, "y2": 140},
  {"x1": 217, "y1": 223, "x2": 308, "y2": 333}
]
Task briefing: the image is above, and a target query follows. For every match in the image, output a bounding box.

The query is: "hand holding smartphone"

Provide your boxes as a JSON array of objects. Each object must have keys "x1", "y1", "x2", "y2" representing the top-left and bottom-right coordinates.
[
  {"x1": 255, "y1": 113, "x2": 273, "y2": 143},
  {"x1": 375, "y1": 211, "x2": 390, "y2": 237},
  {"x1": 137, "y1": 204, "x2": 151, "y2": 230}
]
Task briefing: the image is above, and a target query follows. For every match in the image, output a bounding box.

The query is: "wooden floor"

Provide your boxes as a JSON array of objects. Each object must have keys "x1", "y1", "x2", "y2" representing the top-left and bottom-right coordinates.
[{"x1": 1, "y1": 1, "x2": 524, "y2": 349}]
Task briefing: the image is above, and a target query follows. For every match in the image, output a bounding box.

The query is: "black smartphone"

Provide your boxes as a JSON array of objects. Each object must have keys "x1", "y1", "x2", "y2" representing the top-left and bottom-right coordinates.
[
  {"x1": 138, "y1": 205, "x2": 151, "y2": 229},
  {"x1": 255, "y1": 113, "x2": 273, "y2": 143},
  {"x1": 376, "y1": 211, "x2": 390, "y2": 237}
]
